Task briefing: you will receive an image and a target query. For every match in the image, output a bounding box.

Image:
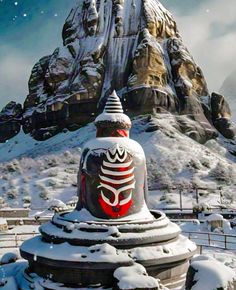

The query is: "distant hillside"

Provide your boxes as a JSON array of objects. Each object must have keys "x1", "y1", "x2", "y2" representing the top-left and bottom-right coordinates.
[{"x1": 0, "y1": 115, "x2": 236, "y2": 210}]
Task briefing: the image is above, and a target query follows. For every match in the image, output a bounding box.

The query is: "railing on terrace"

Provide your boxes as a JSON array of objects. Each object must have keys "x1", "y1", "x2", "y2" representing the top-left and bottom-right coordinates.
[
  {"x1": 0, "y1": 232, "x2": 38, "y2": 249},
  {"x1": 182, "y1": 231, "x2": 236, "y2": 252}
]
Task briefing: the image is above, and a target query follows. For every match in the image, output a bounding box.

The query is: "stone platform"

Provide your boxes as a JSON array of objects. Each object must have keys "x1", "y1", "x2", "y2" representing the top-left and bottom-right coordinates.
[{"x1": 20, "y1": 210, "x2": 196, "y2": 289}]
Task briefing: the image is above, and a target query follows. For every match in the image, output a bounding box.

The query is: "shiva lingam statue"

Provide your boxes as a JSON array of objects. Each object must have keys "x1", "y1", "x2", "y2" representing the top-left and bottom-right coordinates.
[
  {"x1": 18, "y1": 91, "x2": 196, "y2": 290},
  {"x1": 76, "y1": 91, "x2": 150, "y2": 220}
]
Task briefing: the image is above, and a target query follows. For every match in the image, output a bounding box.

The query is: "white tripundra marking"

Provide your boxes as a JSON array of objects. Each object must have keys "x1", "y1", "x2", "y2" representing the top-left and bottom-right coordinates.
[
  {"x1": 101, "y1": 166, "x2": 134, "y2": 176},
  {"x1": 98, "y1": 145, "x2": 135, "y2": 207},
  {"x1": 106, "y1": 145, "x2": 128, "y2": 163},
  {"x1": 103, "y1": 160, "x2": 133, "y2": 168},
  {"x1": 99, "y1": 174, "x2": 134, "y2": 185}
]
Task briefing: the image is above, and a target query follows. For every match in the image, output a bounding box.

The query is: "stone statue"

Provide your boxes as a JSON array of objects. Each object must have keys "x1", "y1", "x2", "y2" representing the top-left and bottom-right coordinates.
[{"x1": 76, "y1": 91, "x2": 149, "y2": 219}]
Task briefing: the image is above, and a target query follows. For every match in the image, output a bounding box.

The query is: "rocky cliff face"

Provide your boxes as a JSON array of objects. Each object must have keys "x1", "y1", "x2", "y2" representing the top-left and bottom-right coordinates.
[
  {"x1": 0, "y1": 0, "x2": 235, "y2": 145},
  {"x1": 0, "y1": 102, "x2": 22, "y2": 143}
]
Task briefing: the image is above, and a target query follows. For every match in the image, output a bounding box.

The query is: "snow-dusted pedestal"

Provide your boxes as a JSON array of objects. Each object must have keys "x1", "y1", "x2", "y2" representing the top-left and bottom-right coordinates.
[{"x1": 20, "y1": 210, "x2": 196, "y2": 289}]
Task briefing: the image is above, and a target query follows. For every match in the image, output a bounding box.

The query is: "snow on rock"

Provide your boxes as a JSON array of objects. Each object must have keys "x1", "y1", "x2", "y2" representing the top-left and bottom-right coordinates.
[
  {"x1": 203, "y1": 250, "x2": 236, "y2": 273},
  {"x1": 0, "y1": 277, "x2": 18, "y2": 289},
  {"x1": 0, "y1": 252, "x2": 19, "y2": 265},
  {"x1": 48, "y1": 199, "x2": 67, "y2": 210},
  {"x1": 206, "y1": 214, "x2": 224, "y2": 222},
  {"x1": 0, "y1": 218, "x2": 7, "y2": 226},
  {"x1": 0, "y1": 260, "x2": 26, "y2": 278},
  {"x1": 187, "y1": 255, "x2": 236, "y2": 290},
  {"x1": 114, "y1": 263, "x2": 164, "y2": 290}
]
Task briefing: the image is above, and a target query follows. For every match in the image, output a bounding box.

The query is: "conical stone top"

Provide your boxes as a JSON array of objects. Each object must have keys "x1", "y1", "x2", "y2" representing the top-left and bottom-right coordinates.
[
  {"x1": 104, "y1": 91, "x2": 124, "y2": 114},
  {"x1": 95, "y1": 91, "x2": 131, "y2": 131}
]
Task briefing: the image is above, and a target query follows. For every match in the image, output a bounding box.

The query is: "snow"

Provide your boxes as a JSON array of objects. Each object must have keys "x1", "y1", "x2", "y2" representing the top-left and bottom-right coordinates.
[
  {"x1": 190, "y1": 255, "x2": 236, "y2": 290},
  {"x1": 203, "y1": 249, "x2": 236, "y2": 272},
  {"x1": 0, "y1": 252, "x2": 19, "y2": 265},
  {"x1": 114, "y1": 263, "x2": 160, "y2": 290},
  {"x1": 40, "y1": 214, "x2": 180, "y2": 243},
  {"x1": 0, "y1": 218, "x2": 7, "y2": 226},
  {"x1": 83, "y1": 136, "x2": 145, "y2": 162},
  {"x1": 95, "y1": 112, "x2": 131, "y2": 127},
  {"x1": 21, "y1": 236, "x2": 133, "y2": 264},
  {"x1": 64, "y1": 204, "x2": 154, "y2": 223},
  {"x1": 0, "y1": 260, "x2": 27, "y2": 286},
  {"x1": 48, "y1": 199, "x2": 67, "y2": 209},
  {"x1": 130, "y1": 235, "x2": 196, "y2": 262},
  {"x1": 206, "y1": 213, "x2": 224, "y2": 222},
  {"x1": 8, "y1": 225, "x2": 39, "y2": 234},
  {"x1": 0, "y1": 277, "x2": 18, "y2": 289},
  {"x1": 53, "y1": 210, "x2": 166, "y2": 232},
  {"x1": 39, "y1": 280, "x2": 108, "y2": 290}
]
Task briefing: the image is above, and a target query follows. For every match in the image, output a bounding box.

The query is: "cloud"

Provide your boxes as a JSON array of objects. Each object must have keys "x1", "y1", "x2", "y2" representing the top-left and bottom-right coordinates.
[
  {"x1": 0, "y1": 48, "x2": 33, "y2": 108},
  {"x1": 171, "y1": 0, "x2": 236, "y2": 92}
]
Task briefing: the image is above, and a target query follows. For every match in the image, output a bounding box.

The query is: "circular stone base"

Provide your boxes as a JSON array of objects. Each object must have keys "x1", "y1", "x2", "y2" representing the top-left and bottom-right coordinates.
[{"x1": 20, "y1": 210, "x2": 197, "y2": 288}]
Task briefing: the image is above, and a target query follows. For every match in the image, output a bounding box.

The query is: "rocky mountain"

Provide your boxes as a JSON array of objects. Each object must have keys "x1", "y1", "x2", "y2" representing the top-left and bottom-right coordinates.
[
  {"x1": 0, "y1": 102, "x2": 22, "y2": 143},
  {"x1": 0, "y1": 0, "x2": 235, "y2": 147}
]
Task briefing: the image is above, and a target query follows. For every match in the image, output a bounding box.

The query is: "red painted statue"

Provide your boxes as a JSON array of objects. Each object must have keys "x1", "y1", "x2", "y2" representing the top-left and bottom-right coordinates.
[{"x1": 76, "y1": 91, "x2": 149, "y2": 219}]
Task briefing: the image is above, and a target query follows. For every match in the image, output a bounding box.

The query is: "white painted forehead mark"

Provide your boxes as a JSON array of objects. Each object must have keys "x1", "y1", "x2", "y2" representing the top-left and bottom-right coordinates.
[{"x1": 98, "y1": 145, "x2": 136, "y2": 207}]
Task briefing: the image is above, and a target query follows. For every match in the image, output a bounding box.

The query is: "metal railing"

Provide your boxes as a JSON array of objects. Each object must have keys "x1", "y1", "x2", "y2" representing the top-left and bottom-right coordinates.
[
  {"x1": 1, "y1": 230, "x2": 236, "y2": 253},
  {"x1": 183, "y1": 231, "x2": 236, "y2": 251},
  {"x1": 0, "y1": 232, "x2": 38, "y2": 250}
]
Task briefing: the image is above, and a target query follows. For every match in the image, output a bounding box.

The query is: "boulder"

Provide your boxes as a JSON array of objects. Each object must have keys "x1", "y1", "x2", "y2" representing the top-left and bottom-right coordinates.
[
  {"x1": 185, "y1": 256, "x2": 236, "y2": 290},
  {"x1": 211, "y1": 92, "x2": 236, "y2": 139},
  {"x1": 0, "y1": 102, "x2": 22, "y2": 142}
]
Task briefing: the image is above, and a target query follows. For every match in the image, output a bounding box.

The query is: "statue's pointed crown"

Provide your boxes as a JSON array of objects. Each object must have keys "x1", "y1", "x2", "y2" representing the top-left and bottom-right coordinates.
[
  {"x1": 103, "y1": 91, "x2": 124, "y2": 114},
  {"x1": 95, "y1": 91, "x2": 131, "y2": 129}
]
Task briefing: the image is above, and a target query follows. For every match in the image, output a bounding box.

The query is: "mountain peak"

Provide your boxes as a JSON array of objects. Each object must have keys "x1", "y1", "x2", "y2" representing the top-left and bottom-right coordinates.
[{"x1": 0, "y1": 0, "x2": 235, "y2": 146}]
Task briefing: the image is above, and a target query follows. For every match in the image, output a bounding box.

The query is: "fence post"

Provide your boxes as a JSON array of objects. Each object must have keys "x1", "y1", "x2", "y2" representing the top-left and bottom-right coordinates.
[
  {"x1": 196, "y1": 187, "x2": 199, "y2": 204},
  {"x1": 208, "y1": 233, "x2": 211, "y2": 246},
  {"x1": 225, "y1": 235, "x2": 227, "y2": 250},
  {"x1": 15, "y1": 234, "x2": 18, "y2": 248},
  {"x1": 179, "y1": 189, "x2": 183, "y2": 211}
]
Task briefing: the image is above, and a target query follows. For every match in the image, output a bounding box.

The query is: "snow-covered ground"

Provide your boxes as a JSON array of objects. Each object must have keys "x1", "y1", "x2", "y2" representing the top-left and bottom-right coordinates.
[
  {"x1": 0, "y1": 115, "x2": 236, "y2": 211},
  {"x1": 0, "y1": 219, "x2": 236, "y2": 289}
]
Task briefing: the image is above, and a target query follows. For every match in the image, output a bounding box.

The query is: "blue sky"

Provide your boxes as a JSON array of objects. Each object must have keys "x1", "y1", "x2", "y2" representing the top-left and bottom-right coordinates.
[
  {"x1": 0, "y1": 0, "x2": 236, "y2": 109},
  {"x1": 0, "y1": 0, "x2": 76, "y2": 107}
]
